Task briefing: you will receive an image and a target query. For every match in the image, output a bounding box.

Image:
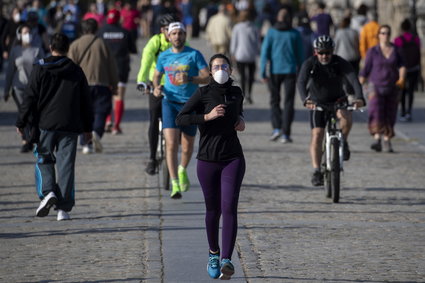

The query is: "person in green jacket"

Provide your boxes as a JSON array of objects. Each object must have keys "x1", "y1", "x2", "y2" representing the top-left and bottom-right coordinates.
[{"x1": 136, "y1": 14, "x2": 179, "y2": 175}]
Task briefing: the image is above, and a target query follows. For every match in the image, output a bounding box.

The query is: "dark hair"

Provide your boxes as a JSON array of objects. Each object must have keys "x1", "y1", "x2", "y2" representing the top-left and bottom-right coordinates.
[
  {"x1": 16, "y1": 23, "x2": 31, "y2": 42},
  {"x1": 50, "y1": 33, "x2": 70, "y2": 54},
  {"x1": 401, "y1": 18, "x2": 411, "y2": 32},
  {"x1": 318, "y1": 2, "x2": 326, "y2": 9},
  {"x1": 357, "y1": 4, "x2": 368, "y2": 15},
  {"x1": 378, "y1": 24, "x2": 391, "y2": 38},
  {"x1": 340, "y1": 17, "x2": 351, "y2": 28},
  {"x1": 209, "y1": 54, "x2": 231, "y2": 71},
  {"x1": 81, "y1": 18, "x2": 98, "y2": 34}
]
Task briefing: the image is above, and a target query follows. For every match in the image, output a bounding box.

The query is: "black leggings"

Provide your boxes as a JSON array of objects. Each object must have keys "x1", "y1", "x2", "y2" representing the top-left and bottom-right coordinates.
[
  {"x1": 148, "y1": 93, "x2": 162, "y2": 160},
  {"x1": 400, "y1": 70, "x2": 419, "y2": 116},
  {"x1": 236, "y1": 62, "x2": 256, "y2": 99}
]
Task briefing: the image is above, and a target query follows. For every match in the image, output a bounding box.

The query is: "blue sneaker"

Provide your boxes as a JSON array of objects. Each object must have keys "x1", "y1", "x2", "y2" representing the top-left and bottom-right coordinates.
[
  {"x1": 207, "y1": 252, "x2": 220, "y2": 279},
  {"x1": 219, "y1": 258, "x2": 234, "y2": 280}
]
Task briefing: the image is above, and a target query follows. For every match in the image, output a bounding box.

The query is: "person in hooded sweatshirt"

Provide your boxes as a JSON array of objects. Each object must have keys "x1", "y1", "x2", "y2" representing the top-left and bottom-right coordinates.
[
  {"x1": 260, "y1": 7, "x2": 304, "y2": 144},
  {"x1": 16, "y1": 33, "x2": 93, "y2": 221}
]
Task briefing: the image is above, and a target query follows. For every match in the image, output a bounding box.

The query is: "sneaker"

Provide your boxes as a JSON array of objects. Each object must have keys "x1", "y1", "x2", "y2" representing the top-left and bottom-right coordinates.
[
  {"x1": 207, "y1": 252, "x2": 220, "y2": 279},
  {"x1": 82, "y1": 144, "x2": 93, "y2": 154},
  {"x1": 145, "y1": 159, "x2": 158, "y2": 175},
  {"x1": 20, "y1": 142, "x2": 33, "y2": 153},
  {"x1": 170, "y1": 179, "x2": 182, "y2": 199},
  {"x1": 57, "y1": 209, "x2": 70, "y2": 221},
  {"x1": 399, "y1": 115, "x2": 408, "y2": 122},
  {"x1": 269, "y1": 129, "x2": 280, "y2": 141},
  {"x1": 343, "y1": 141, "x2": 351, "y2": 161},
  {"x1": 112, "y1": 127, "x2": 122, "y2": 135},
  {"x1": 405, "y1": 113, "x2": 412, "y2": 122},
  {"x1": 280, "y1": 135, "x2": 293, "y2": 144},
  {"x1": 219, "y1": 259, "x2": 235, "y2": 280},
  {"x1": 371, "y1": 140, "x2": 382, "y2": 152},
  {"x1": 36, "y1": 192, "x2": 57, "y2": 217},
  {"x1": 105, "y1": 122, "x2": 113, "y2": 133},
  {"x1": 311, "y1": 170, "x2": 324, "y2": 186},
  {"x1": 92, "y1": 131, "x2": 103, "y2": 153},
  {"x1": 178, "y1": 165, "x2": 190, "y2": 192}
]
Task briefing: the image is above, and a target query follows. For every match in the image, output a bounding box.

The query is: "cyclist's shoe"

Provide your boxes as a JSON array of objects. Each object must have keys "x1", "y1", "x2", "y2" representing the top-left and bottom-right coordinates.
[
  {"x1": 170, "y1": 179, "x2": 182, "y2": 199},
  {"x1": 280, "y1": 135, "x2": 293, "y2": 144},
  {"x1": 207, "y1": 251, "x2": 220, "y2": 279},
  {"x1": 269, "y1": 129, "x2": 280, "y2": 141},
  {"x1": 370, "y1": 139, "x2": 382, "y2": 152},
  {"x1": 178, "y1": 165, "x2": 190, "y2": 192},
  {"x1": 219, "y1": 259, "x2": 235, "y2": 280},
  {"x1": 145, "y1": 159, "x2": 158, "y2": 175},
  {"x1": 343, "y1": 141, "x2": 350, "y2": 161},
  {"x1": 311, "y1": 170, "x2": 324, "y2": 186}
]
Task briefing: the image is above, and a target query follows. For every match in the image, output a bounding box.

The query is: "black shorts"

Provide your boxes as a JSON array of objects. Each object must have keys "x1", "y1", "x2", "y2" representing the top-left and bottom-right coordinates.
[
  {"x1": 309, "y1": 109, "x2": 328, "y2": 129},
  {"x1": 118, "y1": 64, "x2": 130, "y2": 83}
]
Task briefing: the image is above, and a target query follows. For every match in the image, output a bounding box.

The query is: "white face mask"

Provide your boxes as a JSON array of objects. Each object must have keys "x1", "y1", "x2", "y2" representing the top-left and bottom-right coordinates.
[
  {"x1": 13, "y1": 13, "x2": 21, "y2": 23},
  {"x1": 21, "y1": 33, "x2": 31, "y2": 45},
  {"x1": 213, "y1": 70, "x2": 229, "y2": 84}
]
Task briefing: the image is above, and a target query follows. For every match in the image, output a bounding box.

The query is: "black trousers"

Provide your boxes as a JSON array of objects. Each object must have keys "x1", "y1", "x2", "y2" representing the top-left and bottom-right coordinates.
[
  {"x1": 400, "y1": 70, "x2": 419, "y2": 116},
  {"x1": 268, "y1": 73, "x2": 296, "y2": 137},
  {"x1": 236, "y1": 61, "x2": 256, "y2": 100},
  {"x1": 148, "y1": 93, "x2": 162, "y2": 160}
]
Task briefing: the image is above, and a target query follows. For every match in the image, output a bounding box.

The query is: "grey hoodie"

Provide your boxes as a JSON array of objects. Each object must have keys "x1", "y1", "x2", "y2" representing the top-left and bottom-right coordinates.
[{"x1": 230, "y1": 21, "x2": 260, "y2": 63}]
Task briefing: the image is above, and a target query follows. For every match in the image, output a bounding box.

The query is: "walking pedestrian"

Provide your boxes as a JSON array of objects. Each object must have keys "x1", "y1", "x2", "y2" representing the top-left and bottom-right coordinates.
[
  {"x1": 99, "y1": 9, "x2": 137, "y2": 135},
  {"x1": 310, "y1": 2, "x2": 334, "y2": 37},
  {"x1": 136, "y1": 13, "x2": 179, "y2": 175},
  {"x1": 394, "y1": 18, "x2": 421, "y2": 122},
  {"x1": 205, "y1": 4, "x2": 232, "y2": 56},
  {"x1": 15, "y1": 33, "x2": 93, "y2": 221},
  {"x1": 230, "y1": 10, "x2": 260, "y2": 104},
  {"x1": 4, "y1": 24, "x2": 44, "y2": 153},
  {"x1": 359, "y1": 25, "x2": 406, "y2": 153},
  {"x1": 152, "y1": 22, "x2": 209, "y2": 199},
  {"x1": 68, "y1": 18, "x2": 118, "y2": 154},
  {"x1": 260, "y1": 7, "x2": 304, "y2": 143},
  {"x1": 176, "y1": 54, "x2": 245, "y2": 280},
  {"x1": 359, "y1": 12, "x2": 379, "y2": 59},
  {"x1": 334, "y1": 17, "x2": 360, "y2": 74}
]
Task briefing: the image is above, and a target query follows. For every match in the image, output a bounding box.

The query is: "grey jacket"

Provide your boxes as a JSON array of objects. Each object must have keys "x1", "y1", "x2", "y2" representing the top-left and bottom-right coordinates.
[
  {"x1": 230, "y1": 21, "x2": 260, "y2": 63},
  {"x1": 334, "y1": 28, "x2": 360, "y2": 62}
]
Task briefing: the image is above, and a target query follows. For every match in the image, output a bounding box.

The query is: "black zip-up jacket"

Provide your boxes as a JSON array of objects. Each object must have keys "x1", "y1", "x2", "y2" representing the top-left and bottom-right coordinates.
[
  {"x1": 16, "y1": 56, "x2": 93, "y2": 133},
  {"x1": 297, "y1": 54, "x2": 365, "y2": 105},
  {"x1": 176, "y1": 79, "x2": 244, "y2": 162}
]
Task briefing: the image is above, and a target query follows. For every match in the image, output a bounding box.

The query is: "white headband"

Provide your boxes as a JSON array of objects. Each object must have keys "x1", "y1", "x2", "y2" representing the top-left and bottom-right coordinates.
[{"x1": 168, "y1": 22, "x2": 186, "y2": 34}]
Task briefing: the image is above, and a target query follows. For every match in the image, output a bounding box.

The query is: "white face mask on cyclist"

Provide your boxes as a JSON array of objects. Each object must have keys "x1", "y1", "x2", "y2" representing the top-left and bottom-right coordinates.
[{"x1": 213, "y1": 70, "x2": 229, "y2": 84}]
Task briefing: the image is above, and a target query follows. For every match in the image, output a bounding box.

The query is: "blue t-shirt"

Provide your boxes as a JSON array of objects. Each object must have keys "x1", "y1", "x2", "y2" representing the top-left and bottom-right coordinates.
[{"x1": 156, "y1": 46, "x2": 208, "y2": 103}]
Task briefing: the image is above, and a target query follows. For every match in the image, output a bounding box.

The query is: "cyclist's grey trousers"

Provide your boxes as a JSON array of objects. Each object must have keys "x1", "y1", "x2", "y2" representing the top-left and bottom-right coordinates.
[{"x1": 34, "y1": 130, "x2": 78, "y2": 212}]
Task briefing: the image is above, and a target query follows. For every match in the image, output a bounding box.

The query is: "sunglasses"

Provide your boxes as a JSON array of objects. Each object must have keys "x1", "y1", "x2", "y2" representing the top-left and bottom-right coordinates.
[
  {"x1": 379, "y1": 32, "x2": 390, "y2": 35},
  {"x1": 211, "y1": 64, "x2": 230, "y2": 71},
  {"x1": 317, "y1": 51, "x2": 332, "y2": 55}
]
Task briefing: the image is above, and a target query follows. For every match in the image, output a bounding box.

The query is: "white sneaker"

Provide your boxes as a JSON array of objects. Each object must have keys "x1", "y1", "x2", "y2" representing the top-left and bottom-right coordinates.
[
  {"x1": 82, "y1": 145, "x2": 93, "y2": 154},
  {"x1": 36, "y1": 192, "x2": 57, "y2": 217},
  {"x1": 92, "y1": 131, "x2": 103, "y2": 153},
  {"x1": 57, "y1": 209, "x2": 70, "y2": 221}
]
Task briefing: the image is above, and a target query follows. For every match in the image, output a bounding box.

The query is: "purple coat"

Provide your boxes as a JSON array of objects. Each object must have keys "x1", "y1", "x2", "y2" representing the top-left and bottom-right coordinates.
[{"x1": 360, "y1": 44, "x2": 404, "y2": 88}]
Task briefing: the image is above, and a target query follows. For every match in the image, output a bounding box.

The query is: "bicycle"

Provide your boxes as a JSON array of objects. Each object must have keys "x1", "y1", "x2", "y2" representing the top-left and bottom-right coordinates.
[
  {"x1": 137, "y1": 83, "x2": 170, "y2": 191},
  {"x1": 315, "y1": 101, "x2": 357, "y2": 203}
]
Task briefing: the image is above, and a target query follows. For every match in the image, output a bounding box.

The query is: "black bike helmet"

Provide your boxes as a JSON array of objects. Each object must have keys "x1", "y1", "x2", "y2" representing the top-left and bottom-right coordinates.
[
  {"x1": 158, "y1": 14, "x2": 179, "y2": 28},
  {"x1": 313, "y1": 35, "x2": 335, "y2": 50}
]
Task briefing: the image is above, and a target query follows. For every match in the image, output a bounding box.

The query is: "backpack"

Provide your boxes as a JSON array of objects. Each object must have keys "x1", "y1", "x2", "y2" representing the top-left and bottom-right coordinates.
[{"x1": 400, "y1": 36, "x2": 421, "y2": 69}]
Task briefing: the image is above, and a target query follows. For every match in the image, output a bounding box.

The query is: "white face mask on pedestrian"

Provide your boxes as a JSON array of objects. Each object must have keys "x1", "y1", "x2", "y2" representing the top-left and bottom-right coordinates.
[
  {"x1": 213, "y1": 70, "x2": 229, "y2": 84},
  {"x1": 21, "y1": 33, "x2": 31, "y2": 45}
]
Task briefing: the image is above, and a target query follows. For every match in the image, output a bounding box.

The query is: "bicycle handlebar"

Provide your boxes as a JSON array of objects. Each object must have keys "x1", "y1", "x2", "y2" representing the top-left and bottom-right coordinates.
[{"x1": 313, "y1": 102, "x2": 364, "y2": 112}]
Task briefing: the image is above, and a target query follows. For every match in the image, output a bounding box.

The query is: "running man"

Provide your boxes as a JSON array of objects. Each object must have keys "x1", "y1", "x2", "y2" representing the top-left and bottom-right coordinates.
[
  {"x1": 152, "y1": 22, "x2": 209, "y2": 199},
  {"x1": 297, "y1": 35, "x2": 365, "y2": 186}
]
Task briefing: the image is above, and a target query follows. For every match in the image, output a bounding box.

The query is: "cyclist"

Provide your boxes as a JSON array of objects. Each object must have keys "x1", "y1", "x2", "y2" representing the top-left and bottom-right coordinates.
[
  {"x1": 152, "y1": 22, "x2": 210, "y2": 199},
  {"x1": 297, "y1": 35, "x2": 365, "y2": 186},
  {"x1": 136, "y1": 13, "x2": 179, "y2": 175}
]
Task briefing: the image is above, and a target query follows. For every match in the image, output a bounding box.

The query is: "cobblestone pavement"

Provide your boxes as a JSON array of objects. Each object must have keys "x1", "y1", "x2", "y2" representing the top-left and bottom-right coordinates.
[{"x1": 1, "y1": 37, "x2": 424, "y2": 283}]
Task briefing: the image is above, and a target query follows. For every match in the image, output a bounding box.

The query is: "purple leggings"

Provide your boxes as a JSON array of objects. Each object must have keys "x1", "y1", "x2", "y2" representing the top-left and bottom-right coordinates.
[{"x1": 197, "y1": 157, "x2": 245, "y2": 259}]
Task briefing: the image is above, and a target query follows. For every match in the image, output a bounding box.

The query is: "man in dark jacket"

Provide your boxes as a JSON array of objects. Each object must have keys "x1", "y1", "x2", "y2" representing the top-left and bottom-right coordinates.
[
  {"x1": 16, "y1": 33, "x2": 93, "y2": 221},
  {"x1": 97, "y1": 9, "x2": 137, "y2": 134}
]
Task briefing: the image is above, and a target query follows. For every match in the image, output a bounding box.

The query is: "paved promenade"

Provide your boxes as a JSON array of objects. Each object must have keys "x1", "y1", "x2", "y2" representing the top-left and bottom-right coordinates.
[{"x1": 1, "y1": 37, "x2": 424, "y2": 283}]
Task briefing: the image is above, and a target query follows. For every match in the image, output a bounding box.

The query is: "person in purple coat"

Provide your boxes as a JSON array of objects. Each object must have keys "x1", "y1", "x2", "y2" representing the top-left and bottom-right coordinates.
[{"x1": 359, "y1": 25, "x2": 406, "y2": 153}]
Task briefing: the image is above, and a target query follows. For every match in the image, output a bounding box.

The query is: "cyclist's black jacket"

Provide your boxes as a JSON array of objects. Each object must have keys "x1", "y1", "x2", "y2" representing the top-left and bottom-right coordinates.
[
  {"x1": 297, "y1": 54, "x2": 365, "y2": 104},
  {"x1": 176, "y1": 79, "x2": 244, "y2": 162}
]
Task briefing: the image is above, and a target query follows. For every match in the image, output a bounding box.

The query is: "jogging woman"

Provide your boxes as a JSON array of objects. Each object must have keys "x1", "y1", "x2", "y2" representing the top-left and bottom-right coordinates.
[{"x1": 176, "y1": 54, "x2": 246, "y2": 280}]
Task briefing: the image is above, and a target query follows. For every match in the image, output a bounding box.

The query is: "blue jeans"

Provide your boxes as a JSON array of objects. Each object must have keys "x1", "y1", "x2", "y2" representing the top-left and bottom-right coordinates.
[{"x1": 35, "y1": 130, "x2": 78, "y2": 212}]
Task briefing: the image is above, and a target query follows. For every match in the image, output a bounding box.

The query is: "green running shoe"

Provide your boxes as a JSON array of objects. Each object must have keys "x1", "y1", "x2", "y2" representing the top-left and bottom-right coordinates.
[
  {"x1": 170, "y1": 179, "x2": 182, "y2": 199},
  {"x1": 178, "y1": 165, "x2": 190, "y2": 192}
]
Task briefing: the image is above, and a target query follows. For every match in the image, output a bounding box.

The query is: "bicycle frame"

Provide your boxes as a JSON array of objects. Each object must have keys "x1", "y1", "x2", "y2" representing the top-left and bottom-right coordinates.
[{"x1": 324, "y1": 112, "x2": 344, "y2": 172}]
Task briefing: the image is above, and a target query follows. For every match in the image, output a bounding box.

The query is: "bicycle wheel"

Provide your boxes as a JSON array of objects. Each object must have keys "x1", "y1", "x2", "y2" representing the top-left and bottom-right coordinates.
[
  {"x1": 162, "y1": 142, "x2": 170, "y2": 191},
  {"x1": 322, "y1": 142, "x2": 331, "y2": 198},
  {"x1": 330, "y1": 138, "x2": 340, "y2": 203}
]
